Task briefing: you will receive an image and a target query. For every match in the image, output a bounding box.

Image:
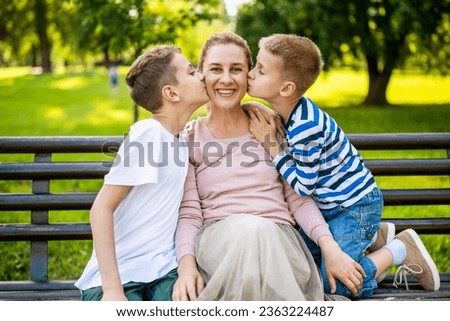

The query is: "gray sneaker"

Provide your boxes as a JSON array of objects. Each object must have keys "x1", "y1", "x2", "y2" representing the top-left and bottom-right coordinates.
[{"x1": 393, "y1": 229, "x2": 440, "y2": 291}]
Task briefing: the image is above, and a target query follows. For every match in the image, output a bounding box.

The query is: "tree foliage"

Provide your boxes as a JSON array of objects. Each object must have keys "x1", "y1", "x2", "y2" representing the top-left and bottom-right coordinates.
[
  {"x1": 236, "y1": 0, "x2": 450, "y2": 105},
  {"x1": 0, "y1": 0, "x2": 221, "y2": 70},
  {"x1": 0, "y1": 0, "x2": 38, "y2": 66}
]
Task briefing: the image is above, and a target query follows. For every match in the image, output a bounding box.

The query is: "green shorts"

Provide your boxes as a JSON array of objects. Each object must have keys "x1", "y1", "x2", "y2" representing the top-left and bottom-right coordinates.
[{"x1": 81, "y1": 268, "x2": 178, "y2": 301}]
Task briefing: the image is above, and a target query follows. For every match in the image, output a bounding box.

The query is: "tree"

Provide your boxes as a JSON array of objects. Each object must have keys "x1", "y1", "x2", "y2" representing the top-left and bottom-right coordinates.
[
  {"x1": 0, "y1": 0, "x2": 37, "y2": 67},
  {"x1": 236, "y1": 0, "x2": 450, "y2": 105},
  {"x1": 75, "y1": 0, "x2": 221, "y2": 65},
  {"x1": 35, "y1": 0, "x2": 52, "y2": 73},
  {"x1": 0, "y1": 0, "x2": 222, "y2": 71}
]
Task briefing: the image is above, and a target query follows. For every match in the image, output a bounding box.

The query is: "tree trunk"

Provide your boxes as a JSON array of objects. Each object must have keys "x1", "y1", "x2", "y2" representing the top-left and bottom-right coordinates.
[
  {"x1": 363, "y1": 55, "x2": 392, "y2": 106},
  {"x1": 103, "y1": 47, "x2": 111, "y2": 67},
  {"x1": 31, "y1": 45, "x2": 38, "y2": 67},
  {"x1": 35, "y1": 0, "x2": 52, "y2": 73}
]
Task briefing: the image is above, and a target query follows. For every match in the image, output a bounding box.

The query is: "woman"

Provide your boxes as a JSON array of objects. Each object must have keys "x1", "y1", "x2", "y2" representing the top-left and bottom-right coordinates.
[{"x1": 172, "y1": 32, "x2": 360, "y2": 301}]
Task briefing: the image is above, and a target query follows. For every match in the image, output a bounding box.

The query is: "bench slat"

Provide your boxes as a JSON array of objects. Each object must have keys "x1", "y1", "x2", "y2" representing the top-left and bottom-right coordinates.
[
  {"x1": 348, "y1": 133, "x2": 450, "y2": 149},
  {"x1": 383, "y1": 218, "x2": 450, "y2": 234},
  {"x1": 0, "y1": 223, "x2": 92, "y2": 241},
  {"x1": 1, "y1": 218, "x2": 449, "y2": 241},
  {"x1": 0, "y1": 162, "x2": 112, "y2": 180},
  {"x1": 0, "y1": 280, "x2": 77, "y2": 291},
  {"x1": 365, "y1": 159, "x2": 450, "y2": 176},
  {"x1": 382, "y1": 189, "x2": 450, "y2": 205},
  {"x1": 1, "y1": 133, "x2": 450, "y2": 152},
  {"x1": 0, "y1": 290, "x2": 81, "y2": 301},
  {"x1": 1, "y1": 189, "x2": 448, "y2": 211},
  {"x1": 0, "y1": 136, "x2": 122, "y2": 153},
  {"x1": 0, "y1": 193, "x2": 96, "y2": 210},
  {"x1": 1, "y1": 159, "x2": 448, "y2": 180}
]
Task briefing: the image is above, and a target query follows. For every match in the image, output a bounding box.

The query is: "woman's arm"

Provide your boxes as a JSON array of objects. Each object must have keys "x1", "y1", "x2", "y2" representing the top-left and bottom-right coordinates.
[
  {"x1": 90, "y1": 184, "x2": 130, "y2": 301},
  {"x1": 283, "y1": 181, "x2": 331, "y2": 243},
  {"x1": 174, "y1": 163, "x2": 205, "y2": 300},
  {"x1": 283, "y1": 182, "x2": 364, "y2": 296}
]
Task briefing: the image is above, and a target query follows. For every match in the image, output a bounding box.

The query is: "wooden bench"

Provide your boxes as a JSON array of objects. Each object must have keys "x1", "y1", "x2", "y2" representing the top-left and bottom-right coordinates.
[{"x1": 0, "y1": 134, "x2": 449, "y2": 300}]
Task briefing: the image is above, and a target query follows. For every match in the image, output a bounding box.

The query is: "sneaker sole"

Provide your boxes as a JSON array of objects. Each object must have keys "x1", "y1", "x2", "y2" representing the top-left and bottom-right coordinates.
[
  {"x1": 385, "y1": 222, "x2": 395, "y2": 245},
  {"x1": 403, "y1": 229, "x2": 440, "y2": 291}
]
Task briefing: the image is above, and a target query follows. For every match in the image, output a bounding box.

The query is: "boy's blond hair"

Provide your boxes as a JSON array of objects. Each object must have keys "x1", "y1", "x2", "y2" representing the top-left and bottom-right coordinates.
[
  {"x1": 198, "y1": 31, "x2": 253, "y2": 72},
  {"x1": 126, "y1": 45, "x2": 181, "y2": 113},
  {"x1": 259, "y1": 34, "x2": 324, "y2": 96}
]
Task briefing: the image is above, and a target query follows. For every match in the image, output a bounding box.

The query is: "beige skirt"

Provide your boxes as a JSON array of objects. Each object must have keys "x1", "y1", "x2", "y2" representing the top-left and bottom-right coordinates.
[{"x1": 195, "y1": 214, "x2": 329, "y2": 301}]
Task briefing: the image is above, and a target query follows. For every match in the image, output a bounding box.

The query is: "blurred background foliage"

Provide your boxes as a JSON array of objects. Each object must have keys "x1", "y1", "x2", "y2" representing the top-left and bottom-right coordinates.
[{"x1": 0, "y1": 0, "x2": 449, "y2": 105}]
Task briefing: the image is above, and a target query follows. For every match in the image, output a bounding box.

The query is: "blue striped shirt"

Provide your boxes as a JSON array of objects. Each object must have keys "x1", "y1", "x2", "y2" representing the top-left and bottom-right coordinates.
[{"x1": 273, "y1": 97, "x2": 377, "y2": 209}]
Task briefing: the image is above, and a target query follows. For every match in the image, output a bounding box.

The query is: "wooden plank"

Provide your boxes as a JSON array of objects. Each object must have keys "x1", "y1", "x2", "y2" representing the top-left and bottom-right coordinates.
[
  {"x1": 0, "y1": 162, "x2": 112, "y2": 180},
  {"x1": 0, "y1": 136, "x2": 122, "y2": 153},
  {"x1": 0, "y1": 193, "x2": 97, "y2": 210},
  {"x1": 0, "y1": 223, "x2": 92, "y2": 241},
  {"x1": 0, "y1": 290, "x2": 81, "y2": 301}
]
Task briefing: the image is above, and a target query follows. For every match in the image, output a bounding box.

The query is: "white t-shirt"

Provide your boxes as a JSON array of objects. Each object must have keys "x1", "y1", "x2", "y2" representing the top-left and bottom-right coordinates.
[{"x1": 75, "y1": 119, "x2": 188, "y2": 290}]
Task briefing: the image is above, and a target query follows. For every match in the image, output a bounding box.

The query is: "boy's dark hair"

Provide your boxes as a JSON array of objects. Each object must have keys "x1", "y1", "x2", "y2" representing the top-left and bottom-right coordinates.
[
  {"x1": 198, "y1": 31, "x2": 253, "y2": 72},
  {"x1": 126, "y1": 45, "x2": 181, "y2": 113},
  {"x1": 259, "y1": 34, "x2": 324, "y2": 96}
]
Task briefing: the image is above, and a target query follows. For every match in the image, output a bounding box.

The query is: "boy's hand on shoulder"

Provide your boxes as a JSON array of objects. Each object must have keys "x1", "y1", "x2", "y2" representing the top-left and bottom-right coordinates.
[
  {"x1": 249, "y1": 109, "x2": 282, "y2": 158},
  {"x1": 172, "y1": 255, "x2": 205, "y2": 301},
  {"x1": 242, "y1": 101, "x2": 285, "y2": 137}
]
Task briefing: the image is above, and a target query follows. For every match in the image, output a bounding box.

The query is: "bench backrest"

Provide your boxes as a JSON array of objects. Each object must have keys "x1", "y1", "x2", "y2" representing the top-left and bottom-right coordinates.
[{"x1": 0, "y1": 133, "x2": 449, "y2": 283}]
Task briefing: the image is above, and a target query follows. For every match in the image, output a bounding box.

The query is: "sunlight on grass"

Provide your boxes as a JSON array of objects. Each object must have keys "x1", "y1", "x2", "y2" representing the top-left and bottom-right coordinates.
[
  {"x1": 85, "y1": 101, "x2": 132, "y2": 127},
  {"x1": 0, "y1": 67, "x2": 31, "y2": 80},
  {"x1": 44, "y1": 106, "x2": 66, "y2": 121},
  {"x1": 306, "y1": 69, "x2": 450, "y2": 107},
  {"x1": 388, "y1": 71, "x2": 450, "y2": 104},
  {"x1": 51, "y1": 77, "x2": 86, "y2": 90},
  {"x1": 307, "y1": 69, "x2": 368, "y2": 107}
]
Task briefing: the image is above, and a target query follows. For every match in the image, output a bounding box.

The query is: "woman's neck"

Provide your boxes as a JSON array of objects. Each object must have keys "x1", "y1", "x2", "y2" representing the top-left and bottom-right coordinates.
[{"x1": 206, "y1": 104, "x2": 250, "y2": 139}]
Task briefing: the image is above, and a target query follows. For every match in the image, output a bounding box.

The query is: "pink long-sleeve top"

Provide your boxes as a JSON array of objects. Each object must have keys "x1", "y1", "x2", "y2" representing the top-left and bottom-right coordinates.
[{"x1": 176, "y1": 117, "x2": 332, "y2": 259}]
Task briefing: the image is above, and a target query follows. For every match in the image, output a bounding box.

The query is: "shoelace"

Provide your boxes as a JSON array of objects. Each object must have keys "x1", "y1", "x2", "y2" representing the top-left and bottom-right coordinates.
[{"x1": 393, "y1": 264, "x2": 424, "y2": 290}]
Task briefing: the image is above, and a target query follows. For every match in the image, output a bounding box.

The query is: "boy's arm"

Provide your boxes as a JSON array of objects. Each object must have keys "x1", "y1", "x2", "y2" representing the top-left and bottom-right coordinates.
[
  {"x1": 283, "y1": 182, "x2": 365, "y2": 296},
  {"x1": 274, "y1": 119, "x2": 323, "y2": 197},
  {"x1": 90, "y1": 184, "x2": 131, "y2": 301},
  {"x1": 318, "y1": 235, "x2": 366, "y2": 296}
]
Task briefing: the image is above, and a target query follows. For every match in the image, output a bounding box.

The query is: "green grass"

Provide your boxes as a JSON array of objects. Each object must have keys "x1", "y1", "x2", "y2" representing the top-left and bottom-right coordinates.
[{"x1": 0, "y1": 66, "x2": 449, "y2": 280}]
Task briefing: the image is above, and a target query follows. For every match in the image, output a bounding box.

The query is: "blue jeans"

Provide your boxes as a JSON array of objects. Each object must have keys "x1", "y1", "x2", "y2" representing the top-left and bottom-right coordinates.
[{"x1": 299, "y1": 188, "x2": 384, "y2": 298}]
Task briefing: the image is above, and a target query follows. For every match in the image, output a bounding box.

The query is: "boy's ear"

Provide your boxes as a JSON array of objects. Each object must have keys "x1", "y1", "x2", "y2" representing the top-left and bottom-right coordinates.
[
  {"x1": 280, "y1": 81, "x2": 296, "y2": 97},
  {"x1": 162, "y1": 85, "x2": 180, "y2": 102}
]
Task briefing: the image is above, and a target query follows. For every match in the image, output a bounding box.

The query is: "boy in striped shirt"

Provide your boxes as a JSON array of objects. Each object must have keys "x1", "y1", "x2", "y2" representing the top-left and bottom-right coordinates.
[{"x1": 247, "y1": 33, "x2": 439, "y2": 298}]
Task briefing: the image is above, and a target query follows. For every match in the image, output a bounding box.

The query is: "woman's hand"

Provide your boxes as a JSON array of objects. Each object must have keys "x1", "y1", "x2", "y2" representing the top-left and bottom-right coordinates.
[
  {"x1": 172, "y1": 255, "x2": 205, "y2": 301},
  {"x1": 318, "y1": 236, "x2": 366, "y2": 296}
]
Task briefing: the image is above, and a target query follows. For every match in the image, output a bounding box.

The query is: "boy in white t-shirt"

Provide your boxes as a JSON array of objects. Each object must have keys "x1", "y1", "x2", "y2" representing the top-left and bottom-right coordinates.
[{"x1": 75, "y1": 45, "x2": 209, "y2": 301}]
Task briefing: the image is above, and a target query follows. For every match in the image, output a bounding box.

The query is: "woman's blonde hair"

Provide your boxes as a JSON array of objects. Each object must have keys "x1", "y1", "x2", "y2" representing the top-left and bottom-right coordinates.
[{"x1": 198, "y1": 31, "x2": 252, "y2": 72}]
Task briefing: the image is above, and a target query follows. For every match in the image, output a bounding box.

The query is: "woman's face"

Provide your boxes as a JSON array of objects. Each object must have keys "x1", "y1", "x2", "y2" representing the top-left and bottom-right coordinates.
[{"x1": 202, "y1": 44, "x2": 249, "y2": 110}]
